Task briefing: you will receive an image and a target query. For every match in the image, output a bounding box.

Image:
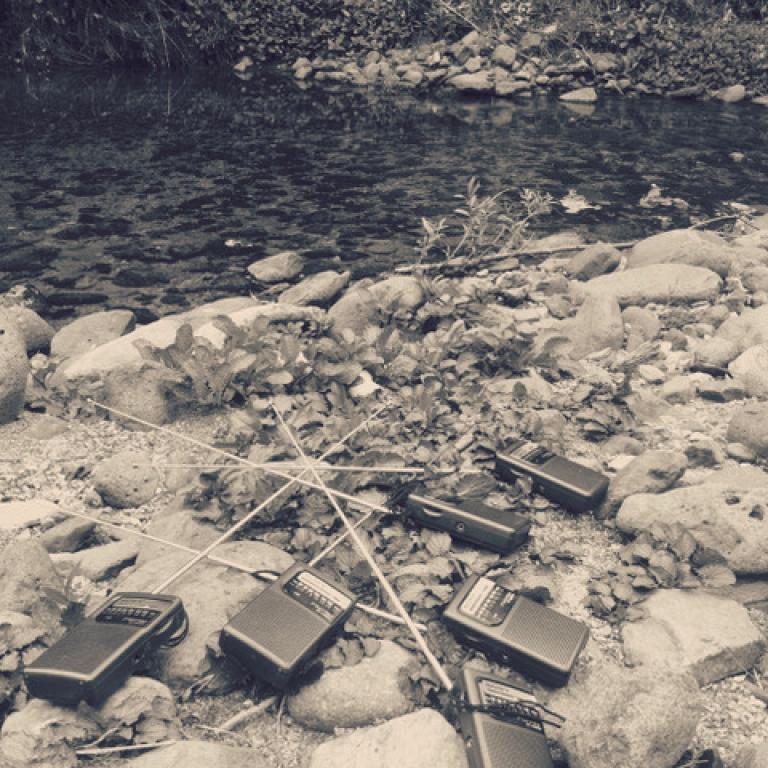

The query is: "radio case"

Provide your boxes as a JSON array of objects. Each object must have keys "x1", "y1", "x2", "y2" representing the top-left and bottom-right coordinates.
[
  {"x1": 24, "y1": 592, "x2": 184, "y2": 705},
  {"x1": 220, "y1": 562, "x2": 356, "y2": 690},
  {"x1": 443, "y1": 575, "x2": 588, "y2": 687},
  {"x1": 404, "y1": 493, "x2": 530, "y2": 555},
  {"x1": 455, "y1": 666, "x2": 554, "y2": 768},
  {"x1": 495, "y1": 440, "x2": 608, "y2": 514}
]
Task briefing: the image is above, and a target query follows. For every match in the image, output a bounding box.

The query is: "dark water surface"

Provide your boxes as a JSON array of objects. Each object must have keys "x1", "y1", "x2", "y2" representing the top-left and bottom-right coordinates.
[{"x1": 2, "y1": 68, "x2": 767, "y2": 322}]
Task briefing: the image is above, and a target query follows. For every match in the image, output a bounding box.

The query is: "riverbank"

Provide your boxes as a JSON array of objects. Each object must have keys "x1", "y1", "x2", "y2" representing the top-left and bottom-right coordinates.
[{"x1": 2, "y1": 213, "x2": 768, "y2": 766}]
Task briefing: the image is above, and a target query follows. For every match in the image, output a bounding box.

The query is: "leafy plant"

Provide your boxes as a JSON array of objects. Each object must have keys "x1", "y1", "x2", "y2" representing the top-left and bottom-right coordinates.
[{"x1": 42, "y1": 563, "x2": 93, "y2": 629}]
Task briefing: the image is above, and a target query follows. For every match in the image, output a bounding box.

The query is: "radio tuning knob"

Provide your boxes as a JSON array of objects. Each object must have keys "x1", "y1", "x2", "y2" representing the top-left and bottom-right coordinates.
[{"x1": 455, "y1": 522, "x2": 466, "y2": 533}]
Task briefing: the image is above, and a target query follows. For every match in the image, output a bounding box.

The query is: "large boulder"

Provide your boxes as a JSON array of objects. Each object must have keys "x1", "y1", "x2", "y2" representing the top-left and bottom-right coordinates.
[
  {"x1": 578, "y1": 264, "x2": 722, "y2": 306},
  {"x1": 287, "y1": 640, "x2": 414, "y2": 731},
  {"x1": 628, "y1": 229, "x2": 733, "y2": 276},
  {"x1": 727, "y1": 403, "x2": 768, "y2": 458},
  {"x1": 51, "y1": 309, "x2": 136, "y2": 359},
  {"x1": 308, "y1": 708, "x2": 468, "y2": 768},
  {"x1": 278, "y1": 270, "x2": 350, "y2": 306},
  {"x1": 0, "y1": 319, "x2": 28, "y2": 424},
  {"x1": 717, "y1": 305, "x2": 768, "y2": 353},
  {"x1": 622, "y1": 590, "x2": 765, "y2": 685},
  {"x1": 616, "y1": 483, "x2": 768, "y2": 574},
  {"x1": 555, "y1": 662, "x2": 702, "y2": 768},
  {"x1": 0, "y1": 305, "x2": 54, "y2": 354}
]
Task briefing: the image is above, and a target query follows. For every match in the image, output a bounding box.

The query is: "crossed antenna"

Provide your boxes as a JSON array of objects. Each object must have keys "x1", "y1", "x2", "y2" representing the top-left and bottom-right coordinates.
[{"x1": 87, "y1": 398, "x2": 452, "y2": 690}]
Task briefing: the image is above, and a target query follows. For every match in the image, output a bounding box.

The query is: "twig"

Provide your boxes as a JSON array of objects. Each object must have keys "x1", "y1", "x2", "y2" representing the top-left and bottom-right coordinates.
[
  {"x1": 147, "y1": 463, "x2": 424, "y2": 475},
  {"x1": 76, "y1": 740, "x2": 176, "y2": 757},
  {"x1": 78, "y1": 727, "x2": 120, "y2": 750},
  {"x1": 687, "y1": 214, "x2": 741, "y2": 230},
  {"x1": 516, "y1": 240, "x2": 637, "y2": 257},
  {"x1": 276, "y1": 695, "x2": 286, "y2": 738},
  {"x1": 220, "y1": 695, "x2": 278, "y2": 731}
]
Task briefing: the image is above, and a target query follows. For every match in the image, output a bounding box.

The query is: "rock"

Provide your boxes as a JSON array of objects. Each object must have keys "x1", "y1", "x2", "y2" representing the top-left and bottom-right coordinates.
[
  {"x1": 329, "y1": 277, "x2": 425, "y2": 334},
  {"x1": 51, "y1": 310, "x2": 136, "y2": 359},
  {"x1": 278, "y1": 271, "x2": 350, "y2": 306},
  {"x1": 97, "y1": 677, "x2": 179, "y2": 743},
  {"x1": 308, "y1": 708, "x2": 468, "y2": 768},
  {"x1": 754, "y1": 95, "x2": 768, "y2": 106},
  {"x1": 590, "y1": 51, "x2": 620, "y2": 73},
  {"x1": 622, "y1": 590, "x2": 765, "y2": 685},
  {"x1": 565, "y1": 244, "x2": 621, "y2": 280},
  {"x1": 0, "y1": 698, "x2": 100, "y2": 768},
  {"x1": 579, "y1": 264, "x2": 722, "y2": 306},
  {"x1": 560, "y1": 87, "x2": 598, "y2": 103},
  {"x1": 0, "y1": 499, "x2": 60, "y2": 531},
  {"x1": 491, "y1": 43, "x2": 517, "y2": 67},
  {"x1": 403, "y1": 68, "x2": 424, "y2": 85},
  {"x1": 0, "y1": 305, "x2": 54, "y2": 354},
  {"x1": 463, "y1": 55, "x2": 483, "y2": 73},
  {"x1": 118, "y1": 542, "x2": 293, "y2": 686},
  {"x1": 616, "y1": 483, "x2": 768, "y2": 574},
  {"x1": 636, "y1": 363, "x2": 665, "y2": 383},
  {"x1": 101, "y1": 363, "x2": 176, "y2": 426},
  {"x1": 702, "y1": 465, "x2": 768, "y2": 487},
  {"x1": 628, "y1": 229, "x2": 734, "y2": 277},
  {"x1": 602, "y1": 450, "x2": 687, "y2": 518},
  {"x1": 660, "y1": 375, "x2": 695, "y2": 403},
  {"x1": 494, "y1": 79, "x2": 531, "y2": 97},
  {"x1": 247, "y1": 251, "x2": 303, "y2": 284},
  {"x1": 726, "y1": 442, "x2": 757, "y2": 461},
  {"x1": 0, "y1": 319, "x2": 28, "y2": 424},
  {"x1": 729, "y1": 344, "x2": 768, "y2": 398},
  {"x1": 690, "y1": 336, "x2": 740, "y2": 367},
  {"x1": 52, "y1": 540, "x2": 139, "y2": 581},
  {"x1": 288, "y1": 640, "x2": 414, "y2": 731},
  {"x1": 447, "y1": 72, "x2": 493, "y2": 92},
  {"x1": 0, "y1": 540, "x2": 64, "y2": 641},
  {"x1": 555, "y1": 662, "x2": 702, "y2": 768},
  {"x1": 41, "y1": 517, "x2": 95, "y2": 553},
  {"x1": 734, "y1": 742, "x2": 768, "y2": 768},
  {"x1": 716, "y1": 84, "x2": 746, "y2": 103},
  {"x1": 743, "y1": 266, "x2": 768, "y2": 294},
  {"x1": 125, "y1": 741, "x2": 267, "y2": 768},
  {"x1": 622, "y1": 306, "x2": 661, "y2": 350},
  {"x1": 25, "y1": 414, "x2": 69, "y2": 440},
  {"x1": 684, "y1": 438, "x2": 723, "y2": 467},
  {"x1": 91, "y1": 450, "x2": 160, "y2": 508},
  {"x1": 699, "y1": 378, "x2": 746, "y2": 403},
  {"x1": 717, "y1": 305, "x2": 768, "y2": 353},
  {"x1": 0, "y1": 610, "x2": 46, "y2": 656},
  {"x1": 727, "y1": 404, "x2": 768, "y2": 458}
]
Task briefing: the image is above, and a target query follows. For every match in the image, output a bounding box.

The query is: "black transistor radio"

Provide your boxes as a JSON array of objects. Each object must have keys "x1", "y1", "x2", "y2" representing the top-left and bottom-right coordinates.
[
  {"x1": 443, "y1": 575, "x2": 589, "y2": 687},
  {"x1": 24, "y1": 592, "x2": 186, "y2": 705},
  {"x1": 403, "y1": 492, "x2": 531, "y2": 555},
  {"x1": 495, "y1": 440, "x2": 608, "y2": 513},
  {"x1": 455, "y1": 666, "x2": 555, "y2": 768},
  {"x1": 219, "y1": 562, "x2": 357, "y2": 690}
]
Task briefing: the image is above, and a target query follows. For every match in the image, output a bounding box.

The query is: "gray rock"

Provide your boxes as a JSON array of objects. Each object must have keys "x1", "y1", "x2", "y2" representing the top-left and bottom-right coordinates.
[
  {"x1": 734, "y1": 741, "x2": 768, "y2": 768},
  {"x1": 602, "y1": 450, "x2": 687, "y2": 518},
  {"x1": 743, "y1": 266, "x2": 768, "y2": 294},
  {"x1": 247, "y1": 252, "x2": 303, "y2": 284},
  {"x1": 0, "y1": 499, "x2": 60, "y2": 531},
  {"x1": 0, "y1": 698, "x2": 100, "y2": 768},
  {"x1": 0, "y1": 540, "x2": 64, "y2": 642},
  {"x1": 41, "y1": 517, "x2": 96, "y2": 553},
  {"x1": 494, "y1": 79, "x2": 531, "y2": 97},
  {"x1": 118, "y1": 542, "x2": 293, "y2": 686},
  {"x1": 727, "y1": 404, "x2": 768, "y2": 458},
  {"x1": 684, "y1": 438, "x2": 724, "y2": 467},
  {"x1": 616, "y1": 483, "x2": 768, "y2": 574},
  {"x1": 125, "y1": 741, "x2": 268, "y2": 768},
  {"x1": 308, "y1": 708, "x2": 468, "y2": 768},
  {"x1": 278, "y1": 270, "x2": 350, "y2": 306},
  {"x1": 579, "y1": 264, "x2": 722, "y2": 306},
  {"x1": 288, "y1": 640, "x2": 414, "y2": 731},
  {"x1": 91, "y1": 450, "x2": 160, "y2": 508},
  {"x1": 628, "y1": 229, "x2": 733, "y2": 277},
  {"x1": 726, "y1": 442, "x2": 758, "y2": 461},
  {"x1": 51, "y1": 310, "x2": 136, "y2": 359},
  {"x1": 565, "y1": 243, "x2": 621, "y2": 280},
  {"x1": 491, "y1": 43, "x2": 517, "y2": 67},
  {"x1": 717, "y1": 305, "x2": 768, "y2": 353},
  {"x1": 590, "y1": 51, "x2": 620, "y2": 73},
  {"x1": 555, "y1": 662, "x2": 702, "y2": 768},
  {"x1": 560, "y1": 87, "x2": 598, "y2": 103},
  {"x1": 0, "y1": 305, "x2": 54, "y2": 354},
  {"x1": 729, "y1": 344, "x2": 768, "y2": 398},
  {"x1": 690, "y1": 336, "x2": 740, "y2": 367},
  {"x1": 52, "y1": 540, "x2": 139, "y2": 581},
  {"x1": 716, "y1": 84, "x2": 746, "y2": 103},
  {"x1": 25, "y1": 414, "x2": 69, "y2": 440},
  {"x1": 660, "y1": 375, "x2": 696, "y2": 403},
  {"x1": 102, "y1": 364, "x2": 176, "y2": 426},
  {"x1": 447, "y1": 72, "x2": 493, "y2": 92},
  {"x1": 636, "y1": 363, "x2": 665, "y2": 383},
  {"x1": 701, "y1": 465, "x2": 768, "y2": 486},
  {"x1": 622, "y1": 590, "x2": 765, "y2": 685},
  {"x1": 0, "y1": 320, "x2": 28, "y2": 425}
]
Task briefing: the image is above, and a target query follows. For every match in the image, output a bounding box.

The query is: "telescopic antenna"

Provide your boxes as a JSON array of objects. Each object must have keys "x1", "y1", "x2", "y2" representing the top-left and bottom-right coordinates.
[{"x1": 271, "y1": 402, "x2": 453, "y2": 691}]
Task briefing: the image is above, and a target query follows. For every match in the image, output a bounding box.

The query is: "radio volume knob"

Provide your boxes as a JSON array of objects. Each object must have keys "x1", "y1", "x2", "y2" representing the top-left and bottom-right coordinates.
[{"x1": 455, "y1": 522, "x2": 466, "y2": 533}]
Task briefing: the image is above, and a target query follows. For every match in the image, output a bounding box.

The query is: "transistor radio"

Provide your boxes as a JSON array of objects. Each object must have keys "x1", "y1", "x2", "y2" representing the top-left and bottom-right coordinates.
[
  {"x1": 219, "y1": 562, "x2": 357, "y2": 690},
  {"x1": 24, "y1": 592, "x2": 186, "y2": 705},
  {"x1": 454, "y1": 666, "x2": 555, "y2": 768},
  {"x1": 402, "y1": 492, "x2": 531, "y2": 555},
  {"x1": 443, "y1": 575, "x2": 589, "y2": 687},
  {"x1": 495, "y1": 440, "x2": 608, "y2": 513}
]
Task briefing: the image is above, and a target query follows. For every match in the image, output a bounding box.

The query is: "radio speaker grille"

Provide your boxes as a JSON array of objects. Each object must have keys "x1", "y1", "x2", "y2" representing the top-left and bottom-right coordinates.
[
  {"x1": 228, "y1": 589, "x2": 325, "y2": 665},
  {"x1": 503, "y1": 599, "x2": 586, "y2": 669},
  {"x1": 479, "y1": 718, "x2": 553, "y2": 768}
]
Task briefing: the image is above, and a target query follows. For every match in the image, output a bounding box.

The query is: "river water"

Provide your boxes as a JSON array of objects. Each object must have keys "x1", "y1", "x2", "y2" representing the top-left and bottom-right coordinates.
[{"x1": 1, "y1": 68, "x2": 767, "y2": 322}]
